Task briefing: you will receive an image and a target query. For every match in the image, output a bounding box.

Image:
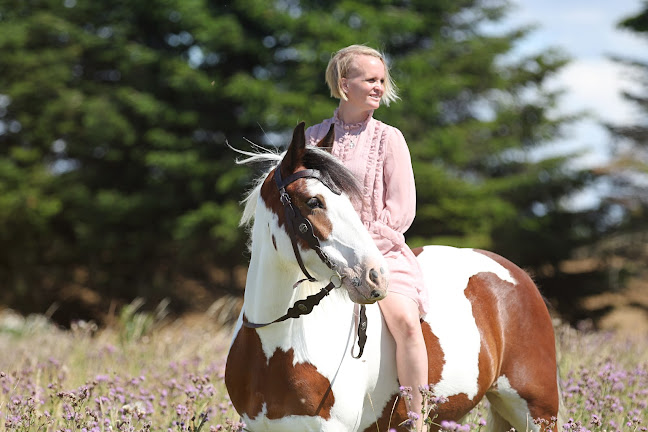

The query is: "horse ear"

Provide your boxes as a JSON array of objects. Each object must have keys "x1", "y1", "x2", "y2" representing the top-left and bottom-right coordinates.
[
  {"x1": 281, "y1": 122, "x2": 306, "y2": 177},
  {"x1": 316, "y1": 124, "x2": 335, "y2": 152}
]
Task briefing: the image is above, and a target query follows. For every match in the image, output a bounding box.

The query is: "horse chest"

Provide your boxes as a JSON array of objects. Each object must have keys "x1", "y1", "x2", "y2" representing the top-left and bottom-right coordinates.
[
  {"x1": 225, "y1": 305, "x2": 394, "y2": 431},
  {"x1": 225, "y1": 323, "x2": 337, "y2": 422}
]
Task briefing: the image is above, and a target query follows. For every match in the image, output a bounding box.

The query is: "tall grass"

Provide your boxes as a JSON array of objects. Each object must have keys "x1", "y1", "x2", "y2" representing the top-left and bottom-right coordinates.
[
  {"x1": 0, "y1": 306, "x2": 244, "y2": 431},
  {"x1": 1, "y1": 307, "x2": 646, "y2": 431}
]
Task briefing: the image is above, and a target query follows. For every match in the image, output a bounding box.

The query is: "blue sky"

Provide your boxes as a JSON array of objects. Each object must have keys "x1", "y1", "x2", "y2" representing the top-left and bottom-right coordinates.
[{"x1": 502, "y1": 0, "x2": 645, "y2": 169}]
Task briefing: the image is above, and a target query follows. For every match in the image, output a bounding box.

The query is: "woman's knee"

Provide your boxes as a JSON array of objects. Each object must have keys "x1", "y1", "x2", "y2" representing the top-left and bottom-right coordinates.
[
  {"x1": 395, "y1": 314, "x2": 423, "y2": 339},
  {"x1": 380, "y1": 297, "x2": 422, "y2": 339}
]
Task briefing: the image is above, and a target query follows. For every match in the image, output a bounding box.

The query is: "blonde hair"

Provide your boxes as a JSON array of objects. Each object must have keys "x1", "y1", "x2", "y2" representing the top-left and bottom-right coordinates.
[{"x1": 325, "y1": 44, "x2": 399, "y2": 107}]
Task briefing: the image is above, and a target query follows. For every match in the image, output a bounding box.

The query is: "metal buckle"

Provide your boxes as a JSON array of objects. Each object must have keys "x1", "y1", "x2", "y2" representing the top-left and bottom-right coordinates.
[
  {"x1": 279, "y1": 191, "x2": 291, "y2": 205},
  {"x1": 330, "y1": 272, "x2": 343, "y2": 288}
]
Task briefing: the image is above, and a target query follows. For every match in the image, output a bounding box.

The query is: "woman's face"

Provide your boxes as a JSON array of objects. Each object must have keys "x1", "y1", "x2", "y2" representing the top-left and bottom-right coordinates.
[{"x1": 341, "y1": 55, "x2": 385, "y2": 113}]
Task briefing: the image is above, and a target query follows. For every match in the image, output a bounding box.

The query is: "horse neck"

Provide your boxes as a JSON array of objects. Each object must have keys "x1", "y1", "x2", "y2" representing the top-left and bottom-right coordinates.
[
  {"x1": 243, "y1": 207, "x2": 328, "y2": 324},
  {"x1": 243, "y1": 247, "x2": 300, "y2": 324},
  {"x1": 243, "y1": 204, "x2": 367, "y2": 369}
]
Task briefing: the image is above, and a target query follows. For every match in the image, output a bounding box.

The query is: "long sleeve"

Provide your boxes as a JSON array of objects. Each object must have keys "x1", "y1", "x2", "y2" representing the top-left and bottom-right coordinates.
[{"x1": 378, "y1": 127, "x2": 416, "y2": 234}]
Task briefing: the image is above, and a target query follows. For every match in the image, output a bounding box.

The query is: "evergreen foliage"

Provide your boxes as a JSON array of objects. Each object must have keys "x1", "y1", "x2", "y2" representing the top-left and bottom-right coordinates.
[
  {"x1": 0, "y1": 0, "x2": 606, "y2": 320},
  {"x1": 595, "y1": 4, "x2": 648, "y2": 265}
]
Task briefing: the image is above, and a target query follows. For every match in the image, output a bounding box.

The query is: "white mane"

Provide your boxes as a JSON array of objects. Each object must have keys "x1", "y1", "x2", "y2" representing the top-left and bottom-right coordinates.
[{"x1": 229, "y1": 144, "x2": 284, "y2": 226}]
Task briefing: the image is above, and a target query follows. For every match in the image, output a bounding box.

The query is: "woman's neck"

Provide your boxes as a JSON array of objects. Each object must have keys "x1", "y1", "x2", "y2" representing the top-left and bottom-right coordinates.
[{"x1": 337, "y1": 103, "x2": 372, "y2": 125}]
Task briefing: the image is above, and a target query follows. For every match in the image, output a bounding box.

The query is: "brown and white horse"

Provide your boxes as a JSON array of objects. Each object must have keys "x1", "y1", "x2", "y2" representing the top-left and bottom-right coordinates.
[{"x1": 225, "y1": 123, "x2": 561, "y2": 431}]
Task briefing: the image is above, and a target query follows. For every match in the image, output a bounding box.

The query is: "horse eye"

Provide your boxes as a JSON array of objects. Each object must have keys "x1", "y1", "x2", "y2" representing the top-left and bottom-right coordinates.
[{"x1": 306, "y1": 197, "x2": 323, "y2": 209}]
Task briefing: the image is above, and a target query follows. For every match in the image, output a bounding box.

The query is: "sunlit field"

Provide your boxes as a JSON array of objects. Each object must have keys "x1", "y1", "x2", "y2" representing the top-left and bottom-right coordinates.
[{"x1": 1, "y1": 305, "x2": 646, "y2": 432}]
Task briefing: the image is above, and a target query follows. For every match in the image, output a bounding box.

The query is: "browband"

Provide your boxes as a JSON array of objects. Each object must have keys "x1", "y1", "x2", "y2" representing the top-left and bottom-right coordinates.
[{"x1": 275, "y1": 168, "x2": 342, "y2": 196}]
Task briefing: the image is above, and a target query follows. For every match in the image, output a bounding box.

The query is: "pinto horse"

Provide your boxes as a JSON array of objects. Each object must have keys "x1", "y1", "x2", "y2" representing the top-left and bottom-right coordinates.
[{"x1": 225, "y1": 123, "x2": 561, "y2": 432}]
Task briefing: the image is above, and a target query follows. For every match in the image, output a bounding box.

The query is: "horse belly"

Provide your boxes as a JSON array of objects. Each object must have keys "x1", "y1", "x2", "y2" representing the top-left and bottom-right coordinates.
[
  {"x1": 417, "y1": 247, "x2": 508, "y2": 409},
  {"x1": 416, "y1": 245, "x2": 559, "y2": 429}
]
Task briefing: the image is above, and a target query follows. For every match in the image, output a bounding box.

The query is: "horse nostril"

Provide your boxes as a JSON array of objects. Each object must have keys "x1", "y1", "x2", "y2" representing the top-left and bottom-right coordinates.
[
  {"x1": 369, "y1": 269, "x2": 379, "y2": 283},
  {"x1": 370, "y1": 290, "x2": 382, "y2": 299}
]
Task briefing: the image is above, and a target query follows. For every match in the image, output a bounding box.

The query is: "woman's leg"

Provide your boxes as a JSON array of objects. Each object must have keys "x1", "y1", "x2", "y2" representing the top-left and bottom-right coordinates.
[{"x1": 379, "y1": 292, "x2": 428, "y2": 431}]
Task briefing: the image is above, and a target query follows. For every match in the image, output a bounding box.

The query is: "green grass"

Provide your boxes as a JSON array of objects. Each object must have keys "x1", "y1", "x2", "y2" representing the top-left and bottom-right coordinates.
[
  {"x1": 1, "y1": 308, "x2": 646, "y2": 432},
  {"x1": 0, "y1": 309, "x2": 243, "y2": 431}
]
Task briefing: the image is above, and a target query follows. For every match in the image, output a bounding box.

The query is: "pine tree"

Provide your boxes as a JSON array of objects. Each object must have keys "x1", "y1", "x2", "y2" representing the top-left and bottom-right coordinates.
[
  {"x1": 0, "y1": 0, "x2": 603, "y2": 319},
  {"x1": 596, "y1": 4, "x2": 648, "y2": 267}
]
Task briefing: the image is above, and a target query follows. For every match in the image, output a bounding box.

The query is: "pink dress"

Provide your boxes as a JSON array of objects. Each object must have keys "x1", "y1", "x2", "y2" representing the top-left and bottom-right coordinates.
[{"x1": 306, "y1": 109, "x2": 428, "y2": 316}]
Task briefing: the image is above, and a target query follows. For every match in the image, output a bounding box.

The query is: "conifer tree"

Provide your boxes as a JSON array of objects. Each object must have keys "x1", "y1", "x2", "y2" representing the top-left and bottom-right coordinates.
[
  {"x1": 0, "y1": 0, "x2": 603, "y2": 319},
  {"x1": 596, "y1": 5, "x2": 648, "y2": 265}
]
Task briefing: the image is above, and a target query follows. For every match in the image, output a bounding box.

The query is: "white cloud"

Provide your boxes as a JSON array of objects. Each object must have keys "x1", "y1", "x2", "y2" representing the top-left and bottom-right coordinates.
[
  {"x1": 509, "y1": 0, "x2": 645, "y2": 58},
  {"x1": 549, "y1": 59, "x2": 642, "y2": 124},
  {"x1": 501, "y1": 0, "x2": 647, "y2": 171}
]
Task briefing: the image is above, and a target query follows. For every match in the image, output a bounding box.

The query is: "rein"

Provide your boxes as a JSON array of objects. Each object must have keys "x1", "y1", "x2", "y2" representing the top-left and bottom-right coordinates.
[{"x1": 242, "y1": 163, "x2": 368, "y2": 358}]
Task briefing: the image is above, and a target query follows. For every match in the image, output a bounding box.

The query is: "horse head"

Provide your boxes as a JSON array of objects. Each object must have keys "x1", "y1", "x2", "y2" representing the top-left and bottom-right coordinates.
[{"x1": 260, "y1": 122, "x2": 389, "y2": 304}]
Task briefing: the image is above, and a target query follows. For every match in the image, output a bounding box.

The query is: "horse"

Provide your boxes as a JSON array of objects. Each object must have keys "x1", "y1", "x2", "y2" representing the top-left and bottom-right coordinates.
[{"x1": 225, "y1": 122, "x2": 562, "y2": 432}]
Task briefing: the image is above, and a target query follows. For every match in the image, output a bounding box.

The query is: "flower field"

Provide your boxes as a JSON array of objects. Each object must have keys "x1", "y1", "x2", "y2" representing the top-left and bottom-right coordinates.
[
  {"x1": 1, "y1": 307, "x2": 646, "y2": 432},
  {"x1": 0, "y1": 308, "x2": 244, "y2": 432}
]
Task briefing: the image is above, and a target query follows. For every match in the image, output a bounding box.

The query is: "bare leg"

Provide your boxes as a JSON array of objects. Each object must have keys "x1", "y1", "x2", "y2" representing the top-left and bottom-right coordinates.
[{"x1": 379, "y1": 293, "x2": 428, "y2": 431}]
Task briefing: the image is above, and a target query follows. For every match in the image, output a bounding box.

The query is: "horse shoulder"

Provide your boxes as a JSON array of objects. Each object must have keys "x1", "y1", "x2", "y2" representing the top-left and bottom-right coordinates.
[{"x1": 225, "y1": 322, "x2": 336, "y2": 422}]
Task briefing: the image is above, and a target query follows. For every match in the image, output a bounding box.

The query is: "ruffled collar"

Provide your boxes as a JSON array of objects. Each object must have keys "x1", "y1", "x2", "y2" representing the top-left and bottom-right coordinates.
[{"x1": 333, "y1": 108, "x2": 373, "y2": 131}]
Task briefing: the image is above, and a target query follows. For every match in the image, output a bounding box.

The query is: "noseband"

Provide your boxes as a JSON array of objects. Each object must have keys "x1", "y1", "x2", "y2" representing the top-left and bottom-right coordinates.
[{"x1": 242, "y1": 162, "x2": 367, "y2": 358}]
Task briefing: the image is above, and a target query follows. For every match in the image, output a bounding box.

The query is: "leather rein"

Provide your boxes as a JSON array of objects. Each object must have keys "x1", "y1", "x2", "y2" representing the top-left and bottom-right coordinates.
[{"x1": 242, "y1": 163, "x2": 368, "y2": 358}]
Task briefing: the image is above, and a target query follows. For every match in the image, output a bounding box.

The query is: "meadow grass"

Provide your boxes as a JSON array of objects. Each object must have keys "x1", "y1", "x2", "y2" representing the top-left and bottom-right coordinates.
[
  {"x1": 1, "y1": 308, "x2": 244, "y2": 431},
  {"x1": 1, "y1": 308, "x2": 646, "y2": 432}
]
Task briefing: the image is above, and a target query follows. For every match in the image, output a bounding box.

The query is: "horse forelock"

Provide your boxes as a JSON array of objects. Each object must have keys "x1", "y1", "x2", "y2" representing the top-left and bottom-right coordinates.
[
  {"x1": 238, "y1": 145, "x2": 361, "y2": 227},
  {"x1": 301, "y1": 146, "x2": 362, "y2": 203}
]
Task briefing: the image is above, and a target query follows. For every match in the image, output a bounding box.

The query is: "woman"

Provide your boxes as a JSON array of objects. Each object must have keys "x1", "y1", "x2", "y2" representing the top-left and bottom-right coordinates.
[{"x1": 305, "y1": 44, "x2": 429, "y2": 430}]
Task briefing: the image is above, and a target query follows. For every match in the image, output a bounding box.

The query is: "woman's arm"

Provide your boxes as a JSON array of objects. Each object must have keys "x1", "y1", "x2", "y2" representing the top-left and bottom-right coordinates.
[{"x1": 379, "y1": 127, "x2": 417, "y2": 233}]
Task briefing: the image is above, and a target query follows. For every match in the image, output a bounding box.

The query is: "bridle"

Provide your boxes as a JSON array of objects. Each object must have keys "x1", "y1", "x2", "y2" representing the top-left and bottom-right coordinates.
[
  {"x1": 273, "y1": 164, "x2": 341, "y2": 284},
  {"x1": 242, "y1": 163, "x2": 368, "y2": 358}
]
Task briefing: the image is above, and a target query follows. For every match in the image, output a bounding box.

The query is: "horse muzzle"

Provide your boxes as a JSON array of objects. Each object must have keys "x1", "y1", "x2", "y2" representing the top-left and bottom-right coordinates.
[{"x1": 341, "y1": 260, "x2": 389, "y2": 304}]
